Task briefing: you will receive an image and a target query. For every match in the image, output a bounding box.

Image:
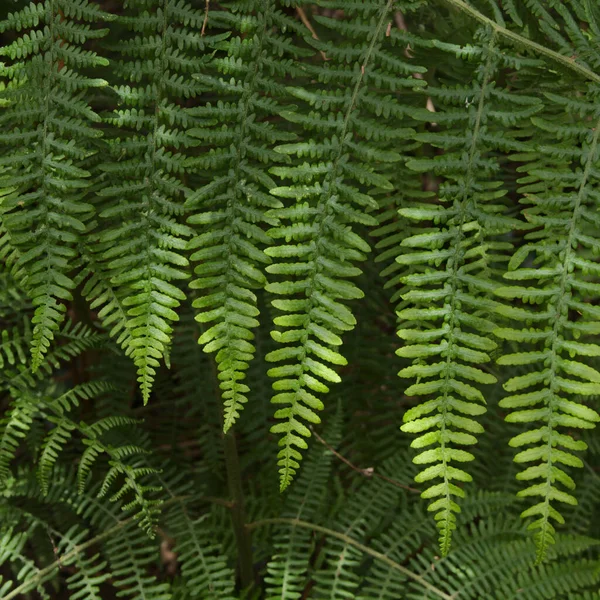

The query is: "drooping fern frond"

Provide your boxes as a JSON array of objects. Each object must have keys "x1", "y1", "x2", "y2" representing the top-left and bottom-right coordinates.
[
  {"x1": 0, "y1": 0, "x2": 113, "y2": 369},
  {"x1": 185, "y1": 0, "x2": 307, "y2": 432},
  {"x1": 265, "y1": 0, "x2": 425, "y2": 491},
  {"x1": 96, "y1": 0, "x2": 218, "y2": 403},
  {"x1": 395, "y1": 26, "x2": 541, "y2": 555},
  {"x1": 494, "y1": 88, "x2": 600, "y2": 561}
]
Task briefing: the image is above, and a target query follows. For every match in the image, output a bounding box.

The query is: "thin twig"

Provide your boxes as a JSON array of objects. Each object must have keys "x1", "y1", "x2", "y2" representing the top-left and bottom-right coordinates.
[
  {"x1": 311, "y1": 427, "x2": 420, "y2": 493},
  {"x1": 296, "y1": 6, "x2": 328, "y2": 61},
  {"x1": 440, "y1": 0, "x2": 600, "y2": 85},
  {"x1": 201, "y1": 0, "x2": 209, "y2": 36},
  {"x1": 246, "y1": 518, "x2": 455, "y2": 600}
]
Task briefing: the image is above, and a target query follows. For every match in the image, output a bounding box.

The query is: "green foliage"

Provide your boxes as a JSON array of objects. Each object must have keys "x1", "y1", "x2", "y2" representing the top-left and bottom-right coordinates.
[
  {"x1": 2, "y1": 0, "x2": 600, "y2": 597},
  {"x1": 0, "y1": 0, "x2": 112, "y2": 370}
]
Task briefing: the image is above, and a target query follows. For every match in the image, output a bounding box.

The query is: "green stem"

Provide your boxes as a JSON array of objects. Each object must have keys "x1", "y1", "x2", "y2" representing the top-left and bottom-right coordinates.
[
  {"x1": 440, "y1": 0, "x2": 600, "y2": 84},
  {"x1": 246, "y1": 518, "x2": 456, "y2": 600},
  {"x1": 224, "y1": 431, "x2": 254, "y2": 590}
]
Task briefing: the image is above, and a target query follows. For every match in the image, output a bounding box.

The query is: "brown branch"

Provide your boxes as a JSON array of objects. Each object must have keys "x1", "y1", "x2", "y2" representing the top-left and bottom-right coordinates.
[
  {"x1": 201, "y1": 0, "x2": 209, "y2": 36},
  {"x1": 311, "y1": 427, "x2": 420, "y2": 494},
  {"x1": 296, "y1": 6, "x2": 328, "y2": 61}
]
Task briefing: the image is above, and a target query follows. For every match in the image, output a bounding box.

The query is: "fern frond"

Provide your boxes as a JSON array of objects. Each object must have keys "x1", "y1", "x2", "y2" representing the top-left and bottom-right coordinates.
[
  {"x1": 105, "y1": 519, "x2": 172, "y2": 600},
  {"x1": 165, "y1": 507, "x2": 236, "y2": 599},
  {"x1": 396, "y1": 29, "x2": 539, "y2": 555},
  {"x1": 186, "y1": 0, "x2": 306, "y2": 432},
  {"x1": 495, "y1": 90, "x2": 600, "y2": 561},
  {"x1": 265, "y1": 0, "x2": 425, "y2": 491},
  {"x1": 97, "y1": 0, "x2": 217, "y2": 403},
  {"x1": 0, "y1": 0, "x2": 112, "y2": 369}
]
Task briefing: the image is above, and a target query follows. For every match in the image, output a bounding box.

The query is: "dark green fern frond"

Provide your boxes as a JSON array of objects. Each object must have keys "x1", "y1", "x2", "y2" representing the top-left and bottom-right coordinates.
[
  {"x1": 0, "y1": 0, "x2": 113, "y2": 369},
  {"x1": 104, "y1": 518, "x2": 171, "y2": 600},
  {"x1": 265, "y1": 0, "x2": 425, "y2": 491},
  {"x1": 75, "y1": 243, "x2": 135, "y2": 354},
  {"x1": 0, "y1": 378, "x2": 162, "y2": 534},
  {"x1": 312, "y1": 451, "x2": 413, "y2": 599},
  {"x1": 164, "y1": 501, "x2": 236, "y2": 599}
]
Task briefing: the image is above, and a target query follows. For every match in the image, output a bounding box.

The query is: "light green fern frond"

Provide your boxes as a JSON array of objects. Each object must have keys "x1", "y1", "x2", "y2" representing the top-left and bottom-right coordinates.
[
  {"x1": 265, "y1": 0, "x2": 425, "y2": 491},
  {"x1": 495, "y1": 88, "x2": 600, "y2": 562},
  {"x1": 395, "y1": 27, "x2": 540, "y2": 555},
  {"x1": 97, "y1": 0, "x2": 217, "y2": 403},
  {"x1": 185, "y1": 0, "x2": 307, "y2": 432}
]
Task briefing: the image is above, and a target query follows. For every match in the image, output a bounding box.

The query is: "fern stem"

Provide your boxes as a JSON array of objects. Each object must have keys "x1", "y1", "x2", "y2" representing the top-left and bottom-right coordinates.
[
  {"x1": 246, "y1": 518, "x2": 455, "y2": 599},
  {"x1": 224, "y1": 431, "x2": 255, "y2": 589},
  {"x1": 310, "y1": 426, "x2": 420, "y2": 493},
  {"x1": 440, "y1": 0, "x2": 600, "y2": 84}
]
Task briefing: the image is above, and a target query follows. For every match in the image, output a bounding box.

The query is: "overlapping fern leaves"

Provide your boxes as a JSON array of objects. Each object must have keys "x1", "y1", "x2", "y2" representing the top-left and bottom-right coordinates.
[
  {"x1": 265, "y1": 0, "x2": 426, "y2": 490},
  {"x1": 3, "y1": 1, "x2": 600, "y2": 591},
  {"x1": 0, "y1": 320, "x2": 162, "y2": 534},
  {"x1": 488, "y1": 0, "x2": 600, "y2": 562},
  {"x1": 95, "y1": 0, "x2": 217, "y2": 402},
  {"x1": 185, "y1": 0, "x2": 307, "y2": 432},
  {"x1": 393, "y1": 27, "x2": 540, "y2": 554},
  {"x1": 0, "y1": 0, "x2": 112, "y2": 370},
  {"x1": 494, "y1": 89, "x2": 600, "y2": 562}
]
